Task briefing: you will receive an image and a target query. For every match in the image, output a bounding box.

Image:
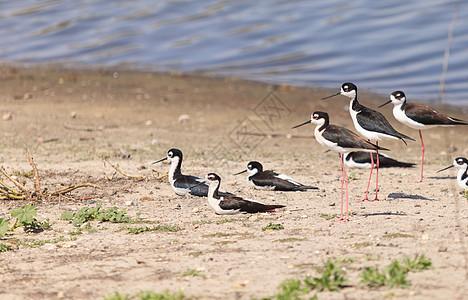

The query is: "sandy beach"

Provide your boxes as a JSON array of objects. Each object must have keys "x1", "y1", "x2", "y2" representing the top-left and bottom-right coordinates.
[{"x1": 0, "y1": 65, "x2": 467, "y2": 299}]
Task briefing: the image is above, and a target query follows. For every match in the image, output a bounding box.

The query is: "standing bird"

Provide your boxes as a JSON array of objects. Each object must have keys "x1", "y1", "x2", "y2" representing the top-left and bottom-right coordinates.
[
  {"x1": 234, "y1": 161, "x2": 318, "y2": 191},
  {"x1": 344, "y1": 152, "x2": 415, "y2": 169},
  {"x1": 379, "y1": 91, "x2": 467, "y2": 182},
  {"x1": 322, "y1": 82, "x2": 414, "y2": 201},
  {"x1": 153, "y1": 148, "x2": 232, "y2": 197},
  {"x1": 293, "y1": 111, "x2": 388, "y2": 222},
  {"x1": 202, "y1": 173, "x2": 285, "y2": 215},
  {"x1": 437, "y1": 157, "x2": 468, "y2": 193}
]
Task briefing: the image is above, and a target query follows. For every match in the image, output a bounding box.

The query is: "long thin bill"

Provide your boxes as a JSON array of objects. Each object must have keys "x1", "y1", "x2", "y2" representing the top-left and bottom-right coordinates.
[
  {"x1": 321, "y1": 92, "x2": 340, "y2": 100},
  {"x1": 152, "y1": 157, "x2": 167, "y2": 164},
  {"x1": 378, "y1": 100, "x2": 392, "y2": 108},
  {"x1": 233, "y1": 170, "x2": 247, "y2": 176},
  {"x1": 292, "y1": 120, "x2": 311, "y2": 129},
  {"x1": 436, "y1": 165, "x2": 454, "y2": 173}
]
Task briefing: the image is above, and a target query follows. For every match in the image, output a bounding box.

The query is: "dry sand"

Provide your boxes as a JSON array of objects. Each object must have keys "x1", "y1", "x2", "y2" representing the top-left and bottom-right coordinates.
[{"x1": 0, "y1": 65, "x2": 467, "y2": 299}]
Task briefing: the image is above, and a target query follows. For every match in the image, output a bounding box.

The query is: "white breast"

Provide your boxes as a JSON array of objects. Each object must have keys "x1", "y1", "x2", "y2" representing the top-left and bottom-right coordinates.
[{"x1": 393, "y1": 105, "x2": 426, "y2": 130}]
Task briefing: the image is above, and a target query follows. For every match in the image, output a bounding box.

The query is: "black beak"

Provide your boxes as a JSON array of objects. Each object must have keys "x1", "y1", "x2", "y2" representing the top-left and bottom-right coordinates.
[
  {"x1": 378, "y1": 99, "x2": 392, "y2": 108},
  {"x1": 292, "y1": 120, "x2": 311, "y2": 129},
  {"x1": 321, "y1": 92, "x2": 341, "y2": 100},
  {"x1": 437, "y1": 164, "x2": 454, "y2": 173},
  {"x1": 152, "y1": 157, "x2": 167, "y2": 164},
  {"x1": 233, "y1": 169, "x2": 247, "y2": 176}
]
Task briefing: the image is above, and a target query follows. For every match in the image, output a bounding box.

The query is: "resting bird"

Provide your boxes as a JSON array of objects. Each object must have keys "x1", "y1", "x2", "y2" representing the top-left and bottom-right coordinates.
[{"x1": 234, "y1": 161, "x2": 318, "y2": 191}]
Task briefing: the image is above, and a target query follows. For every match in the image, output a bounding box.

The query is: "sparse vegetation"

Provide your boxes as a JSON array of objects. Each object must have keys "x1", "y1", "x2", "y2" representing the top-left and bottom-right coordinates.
[
  {"x1": 181, "y1": 269, "x2": 206, "y2": 278},
  {"x1": 0, "y1": 243, "x2": 12, "y2": 252},
  {"x1": 127, "y1": 224, "x2": 183, "y2": 234},
  {"x1": 382, "y1": 233, "x2": 415, "y2": 239},
  {"x1": 305, "y1": 259, "x2": 348, "y2": 292},
  {"x1": 273, "y1": 237, "x2": 307, "y2": 243},
  {"x1": 360, "y1": 254, "x2": 433, "y2": 288},
  {"x1": 61, "y1": 203, "x2": 132, "y2": 227},
  {"x1": 105, "y1": 290, "x2": 187, "y2": 300},
  {"x1": 319, "y1": 213, "x2": 338, "y2": 220},
  {"x1": 262, "y1": 223, "x2": 284, "y2": 231}
]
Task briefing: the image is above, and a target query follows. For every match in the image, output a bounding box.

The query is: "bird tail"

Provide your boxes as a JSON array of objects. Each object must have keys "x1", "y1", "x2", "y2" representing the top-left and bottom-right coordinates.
[
  {"x1": 263, "y1": 204, "x2": 286, "y2": 212},
  {"x1": 293, "y1": 185, "x2": 318, "y2": 191},
  {"x1": 448, "y1": 117, "x2": 468, "y2": 125}
]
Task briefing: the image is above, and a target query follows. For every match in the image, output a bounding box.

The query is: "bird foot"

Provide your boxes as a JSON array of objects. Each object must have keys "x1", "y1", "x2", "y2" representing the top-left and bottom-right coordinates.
[
  {"x1": 411, "y1": 179, "x2": 423, "y2": 183},
  {"x1": 356, "y1": 196, "x2": 378, "y2": 202},
  {"x1": 331, "y1": 217, "x2": 349, "y2": 222}
]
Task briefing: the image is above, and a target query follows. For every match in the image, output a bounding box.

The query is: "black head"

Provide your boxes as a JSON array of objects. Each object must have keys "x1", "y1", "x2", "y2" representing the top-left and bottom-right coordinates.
[
  {"x1": 454, "y1": 157, "x2": 468, "y2": 168},
  {"x1": 167, "y1": 148, "x2": 183, "y2": 160},
  {"x1": 206, "y1": 172, "x2": 221, "y2": 182},
  {"x1": 311, "y1": 111, "x2": 329, "y2": 124},
  {"x1": 341, "y1": 82, "x2": 357, "y2": 93},
  {"x1": 391, "y1": 91, "x2": 406, "y2": 101},
  {"x1": 247, "y1": 161, "x2": 263, "y2": 172}
]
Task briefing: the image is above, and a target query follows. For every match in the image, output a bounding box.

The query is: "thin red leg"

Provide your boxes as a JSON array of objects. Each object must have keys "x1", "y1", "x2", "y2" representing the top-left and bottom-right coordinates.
[
  {"x1": 372, "y1": 144, "x2": 380, "y2": 201},
  {"x1": 357, "y1": 148, "x2": 374, "y2": 202},
  {"x1": 333, "y1": 154, "x2": 350, "y2": 222},
  {"x1": 413, "y1": 130, "x2": 424, "y2": 183}
]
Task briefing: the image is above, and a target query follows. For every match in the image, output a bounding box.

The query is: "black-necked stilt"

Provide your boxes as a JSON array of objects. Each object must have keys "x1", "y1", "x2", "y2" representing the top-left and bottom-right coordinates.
[
  {"x1": 202, "y1": 173, "x2": 285, "y2": 214},
  {"x1": 293, "y1": 111, "x2": 388, "y2": 222},
  {"x1": 152, "y1": 148, "x2": 232, "y2": 197},
  {"x1": 379, "y1": 91, "x2": 467, "y2": 182},
  {"x1": 234, "y1": 161, "x2": 318, "y2": 191},
  {"x1": 437, "y1": 157, "x2": 468, "y2": 193},
  {"x1": 344, "y1": 152, "x2": 415, "y2": 169},
  {"x1": 322, "y1": 82, "x2": 414, "y2": 202}
]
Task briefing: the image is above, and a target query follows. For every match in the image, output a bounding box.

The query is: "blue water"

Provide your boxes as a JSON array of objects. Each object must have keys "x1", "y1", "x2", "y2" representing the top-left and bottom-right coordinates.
[{"x1": 1, "y1": 0, "x2": 467, "y2": 106}]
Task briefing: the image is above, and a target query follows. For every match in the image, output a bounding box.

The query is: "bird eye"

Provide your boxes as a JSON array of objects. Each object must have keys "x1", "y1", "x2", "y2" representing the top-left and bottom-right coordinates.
[
  {"x1": 457, "y1": 159, "x2": 463, "y2": 164},
  {"x1": 168, "y1": 152, "x2": 173, "y2": 157},
  {"x1": 313, "y1": 114, "x2": 318, "y2": 119},
  {"x1": 343, "y1": 85, "x2": 348, "y2": 91}
]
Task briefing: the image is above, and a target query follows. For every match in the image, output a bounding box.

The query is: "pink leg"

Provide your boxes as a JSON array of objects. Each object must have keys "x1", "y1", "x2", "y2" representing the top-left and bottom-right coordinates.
[
  {"x1": 372, "y1": 144, "x2": 380, "y2": 201},
  {"x1": 333, "y1": 154, "x2": 350, "y2": 222},
  {"x1": 357, "y1": 147, "x2": 374, "y2": 202},
  {"x1": 412, "y1": 130, "x2": 424, "y2": 183}
]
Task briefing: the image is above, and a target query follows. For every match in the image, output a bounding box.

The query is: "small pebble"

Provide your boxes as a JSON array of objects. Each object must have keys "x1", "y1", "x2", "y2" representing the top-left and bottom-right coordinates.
[{"x1": 125, "y1": 201, "x2": 134, "y2": 206}]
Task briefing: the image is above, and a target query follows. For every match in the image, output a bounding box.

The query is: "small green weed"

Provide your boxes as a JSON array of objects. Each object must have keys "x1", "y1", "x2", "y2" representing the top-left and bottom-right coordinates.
[
  {"x1": 305, "y1": 259, "x2": 348, "y2": 292},
  {"x1": 382, "y1": 233, "x2": 415, "y2": 239},
  {"x1": 192, "y1": 220, "x2": 211, "y2": 225},
  {"x1": 262, "y1": 223, "x2": 284, "y2": 231},
  {"x1": 215, "y1": 218, "x2": 240, "y2": 224},
  {"x1": 273, "y1": 237, "x2": 307, "y2": 243},
  {"x1": 127, "y1": 224, "x2": 183, "y2": 234},
  {"x1": 11, "y1": 205, "x2": 50, "y2": 233},
  {"x1": 401, "y1": 254, "x2": 433, "y2": 272},
  {"x1": 0, "y1": 218, "x2": 9, "y2": 237},
  {"x1": 348, "y1": 172, "x2": 359, "y2": 180},
  {"x1": 0, "y1": 243, "x2": 12, "y2": 252},
  {"x1": 61, "y1": 203, "x2": 132, "y2": 227},
  {"x1": 360, "y1": 261, "x2": 410, "y2": 288},
  {"x1": 105, "y1": 290, "x2": 188, "y2": 300},
  {"x1": 181, "y1": 269, "x2": 206, "y2": 278},
  {"x1": 319, "y1": 213, "x2": 338, "y2": 221}
]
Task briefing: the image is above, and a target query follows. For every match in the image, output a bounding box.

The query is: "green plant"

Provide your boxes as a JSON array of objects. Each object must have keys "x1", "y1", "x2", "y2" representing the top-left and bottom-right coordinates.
[
  {"x1": 137, "y1": 290, "x2": 186, "y2": 300},
  {"x1": 262, "y1": 223, "x2": 284, "y2": 231},
  {"x1": 104, "y1": 292, "x2": 129, "y2": 300},
  {"x1": 274, "y1": 279, "x2": 308, "y2": 300},
  {"x1": 61, "y1": 203, "x2": 132, "y2": 227},
  {"x1": 127, "y1": 224, "x2": 183, "y2": 234},
  {"x1": 11, "y1": 205, "x2": 50, "y2": 233},
  {"x1": 181, "y1": 269, "x2": 205, "y2": 278},
  {"x1": 0, "y1": 243, "x2": 12, "y2": 252},
  {"x1": 319, "y1": 213, "x2": 338, "y2": 221},
  {"x1": 360, "y1": 261, "x2": 410, "y2": 288},
  {"x1": 348, "y1": 172, "x2": 359, "y2": 180},
  {"x1": 0, "y1": 218, "x2": 9, "y2": 237},
  {"x1": 401, "y1": 254, "x2": 432, "y2": 272},
  {"x1": 305, "y1": 259, "x2": 348, "y2": 292}
]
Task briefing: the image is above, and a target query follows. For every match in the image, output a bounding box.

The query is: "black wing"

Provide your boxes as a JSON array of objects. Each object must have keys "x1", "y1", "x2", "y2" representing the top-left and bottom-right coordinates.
[
  {"x1": 219, "y1": 197, "x2": 285, "y2": 213},
  {"x1": 404, "y1": 103, "x2": 468, "y2": 126},
  {"x1": 324, "y1": 125, "x2": 388, "y2": 151},
  {"x1": 358, "y1": 107, "x2": 414, "y2": 141},
  {"x1": 346, "y1": 151, "x2": 415, "y2": 168}
]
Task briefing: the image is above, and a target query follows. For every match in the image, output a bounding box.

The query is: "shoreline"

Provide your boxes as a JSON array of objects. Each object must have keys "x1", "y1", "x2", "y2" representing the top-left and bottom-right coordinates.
[{"x1": 0, "y1": 64, "x2": 467, "y2": 299}]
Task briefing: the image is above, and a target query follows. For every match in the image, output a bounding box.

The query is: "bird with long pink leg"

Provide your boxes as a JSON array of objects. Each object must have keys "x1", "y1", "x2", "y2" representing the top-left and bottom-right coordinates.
[
  {"x1": 293, "y1": 111, "x2": 388, "y2": 222},
  {"x1": 322, "y1": 83, "x2": 414, "y2": 202},
  {"x1": 379, "y1": 91, "x2": 467, "y2": 182}
]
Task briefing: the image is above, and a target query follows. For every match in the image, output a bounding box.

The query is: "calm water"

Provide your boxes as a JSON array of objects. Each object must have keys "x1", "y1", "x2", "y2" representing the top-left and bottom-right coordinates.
[{"x1": 1, "y1": 0, "x2": 467, "y2": 106}]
